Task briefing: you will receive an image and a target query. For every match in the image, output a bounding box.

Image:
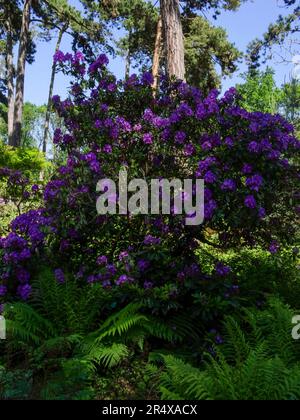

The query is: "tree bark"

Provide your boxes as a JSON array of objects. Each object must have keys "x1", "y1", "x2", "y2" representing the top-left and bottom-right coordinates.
[
  {"x1": 42, "y1": 24, "x2": 67, "y2": 154},
  {"x1": 160, "y1": 0, "x2": 185, "y2": 81},
  {"x1": 6, "y1": 19, "x2": 15, "y2": 146},
  {"x1": 125, "y1": 51, "x2": 131, "y2": 79},
  {"x1": 152, "y1": 17, "x2": 163, "y2": 91},
  {"x1": 12, "y1": 0, "x2": 32, "y2": 148}
]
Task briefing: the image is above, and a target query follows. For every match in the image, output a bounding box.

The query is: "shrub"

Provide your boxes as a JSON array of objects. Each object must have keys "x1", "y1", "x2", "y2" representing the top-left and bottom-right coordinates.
[{"x1": 0, "y1": 141, "x2": 51, "y2": 236}]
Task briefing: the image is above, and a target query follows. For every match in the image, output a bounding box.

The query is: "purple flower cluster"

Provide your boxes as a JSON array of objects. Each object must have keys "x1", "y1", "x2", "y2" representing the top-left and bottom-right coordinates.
[
  {"x1": 215, "y1": 263, "x2": 231, "y2": 277},
  {"x1": 246, "y1": 174, "x2": 263, "y2": 192}
]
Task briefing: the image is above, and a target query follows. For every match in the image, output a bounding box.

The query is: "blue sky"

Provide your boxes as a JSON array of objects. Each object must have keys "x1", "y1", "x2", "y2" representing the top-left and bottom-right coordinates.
[{"x1": 24, "y1": 0, "x2": 296, "y2": 105}]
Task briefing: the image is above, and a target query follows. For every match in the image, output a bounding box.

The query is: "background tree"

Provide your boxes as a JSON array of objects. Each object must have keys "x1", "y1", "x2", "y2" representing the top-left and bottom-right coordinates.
[
  {"x1": 12, "y1": 0, "x2": 33, "y2": 148},
  {"x1": 39, "y1": 0, "x2": 107, "y2": 154},
  {"x1": 0, "y1": 0, "x2": 36, "y2": 146},
  {"x1": 86, "y1": 0, "x2": 244, "y2": 89},
  {"x1": 279, "y1": 77, "x2": 300, "y2": 133},
  {"x1": 184, "y1": 15, "x2": 241, "y2": 93},
  {"x1": 247, "y1": 0, "x2": 300, "y2": 74},
  {"x1": 0, "y1": 0, "x2": 108, "y2": 150}
]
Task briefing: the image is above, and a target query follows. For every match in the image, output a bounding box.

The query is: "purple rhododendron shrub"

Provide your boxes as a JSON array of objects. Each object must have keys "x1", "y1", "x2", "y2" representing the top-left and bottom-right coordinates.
[{"x1": 0, "y1": 51, "x2": 299, "y2": 303}]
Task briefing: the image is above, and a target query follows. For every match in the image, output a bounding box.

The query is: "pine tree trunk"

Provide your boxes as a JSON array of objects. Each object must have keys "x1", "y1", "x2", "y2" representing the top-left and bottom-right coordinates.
[
  {"x1": 152, "y1": 17, "x2": 163, "y2": 91},
  {"x1": 125, "y1": 29, "x2": 132, "y2": 79},
  {"x1": 42, "y1": 24, "x2": 67, "y2": 154},
  {"x1": 6, "y1": 20, "x2": 15, "y2": 146},
  {"x1": 11, "y1": 0, "x2": 32, "y2": 148},
  {"x1": 160, "y1": 0, "x2": 185, "y2": 81}
]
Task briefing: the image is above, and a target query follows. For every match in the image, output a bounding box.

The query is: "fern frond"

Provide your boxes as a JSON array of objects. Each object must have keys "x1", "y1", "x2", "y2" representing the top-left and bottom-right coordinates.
[{"x1": 87, "y1": 343, "x2": 129, "y2": 368}]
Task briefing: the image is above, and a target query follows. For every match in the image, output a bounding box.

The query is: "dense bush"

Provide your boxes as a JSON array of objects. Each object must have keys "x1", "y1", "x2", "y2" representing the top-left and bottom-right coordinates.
[
  {"x1": 0, "y1": 51, "x2": 299, "y2": 306},
  {"x1": 0, "y1": 142, "x2": 50, "y2": 237},
  {"x1": 0, "y1": 141, "x2": 49, "y2": 174}
]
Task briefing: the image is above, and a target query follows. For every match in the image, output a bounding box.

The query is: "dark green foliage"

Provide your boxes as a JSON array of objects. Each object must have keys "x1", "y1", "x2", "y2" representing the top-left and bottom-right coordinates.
[
  {"x1": 0, "y1": 367, "x2": 33, "y2": 400},
  {"x1": 1, "y1": 246, "x2": 300, "y2": 400},
  {"x1": 184, "y1": 16, "x2": 241, "y2": 93},
  {"x1": 246, "y1": 0, "x2": 300, "y2": 72}
]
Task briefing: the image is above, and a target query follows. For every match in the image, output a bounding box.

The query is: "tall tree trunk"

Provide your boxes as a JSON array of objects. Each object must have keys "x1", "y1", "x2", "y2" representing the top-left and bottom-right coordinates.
[
  {"x1": 125, "y1": 29, "x2": 132, "y2": 79},
  {"x1": 11, "y1": 0, "x2": 32, "y2": 148},
  {"x1": 43, "y1": 24, "x2": 67, "y2": 154},
  {"x1": 6, "y1": 20, "x2": 15, "y2": 146},
  {"x1": 160, "y1": 0, "x2": 185, "y2": 81},
  {"x1": 152, "y1": 17, "x2": 163, "y2": 91}
]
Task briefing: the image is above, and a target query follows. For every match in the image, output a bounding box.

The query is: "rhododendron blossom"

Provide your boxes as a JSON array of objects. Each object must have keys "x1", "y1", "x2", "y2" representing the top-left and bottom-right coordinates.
[{"x1": 0, "y1": 52, "x2": 299, "y2": 303}]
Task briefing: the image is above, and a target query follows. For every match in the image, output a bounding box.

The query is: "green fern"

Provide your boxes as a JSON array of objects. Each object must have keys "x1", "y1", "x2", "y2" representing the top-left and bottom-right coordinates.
[
  {"x1": 5, "y1": 302, "x2": 55, "y2": 346},
  {"x1": 87, "y1": 343, "x2": 130, "y2": 368}
]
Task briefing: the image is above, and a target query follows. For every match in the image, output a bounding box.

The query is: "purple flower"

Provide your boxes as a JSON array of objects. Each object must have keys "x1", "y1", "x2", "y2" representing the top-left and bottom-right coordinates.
[
  {"x1": 221, "y1": 179, "x2": 236, "y2": 191},
  {"x1": 53, "y1": 50, "x2": 70, "y2": 64},
  {"x1": 95, "y1": 119, "x2": 102, "y2": 129},
  {"x1": 248, "y1": 141, "x2": 260, "y2": 153},
  {"x1": 201, "y1": 141, "x2": 213, "y2": 151},
  {"x1": 106, "y1": 264, "x2": 117, "y2": 276},
  {"x1": 269, "y1": 241, "x2": 280, "y2": 255},
  {"x1": 204, "y1": 199, "x2": 217, "y2": 219},
  {"x1": 242, "y1": 164, "x2": 253, "y2": 175},
  {"x1": 18, "y1": 284, "x2": 32, "y2": 301},
  {"x1": 204, "y1": 171, "x2": 217, "y2": 184},
  {"x1": 116, "y1": 116, "x2": 132, "y2": 132},
  {"x1": 87, "y1": 275, "x2": 96, "y2": 284},
  {"x1": 144, "y1": 281, "x2": 154, "y2": 289},
  {"x1": 175, "y1": 131, "x2": 186, "y2": 144},
  {"x1": 144, "y1": 235, "x2": 161, "y2": 246},
  {"x1": 90, "y1": 160, "x2": 101, "y2": 173},
  {"x1": 19, "y1": 249, "x2": 31, "y2": 261},
  {"x1": 258, "y1": 207, "x2": 266, "y2": 219},
  {"x1": 197, "y1": 157, "x2": 217, "y2": 175},
  {"x1": 177, "y1": 272, "x2": 185, "y2": 282},
  {"x1": 54, "y1": 269, "x2": 65, "y2": 284},
  {"x1": 267, "y1": 150, "x2": 281, "y2": 160},
  {"x1": 143, "y1": 133, "x2": 153, "y2": 145},
  {"x1": 88, "y1": 54, "x2": 109, "y2": 73},
  {"x1": 134, "y1": 123, "x2": 142, "y2": 132},
  {"x1": 215, "y1": 262, "x2": 231, "y2": 277},
  {"x1": 137, "y1": 259, "x2": 150, "y2": 272},
  {"x1": 225, "y1": 137, "x2": 234, "y2": 147},
  {"x1": 141, "y1": 72, "x2": 154, "y2": 86},
  {"x1": 215, "y1": 334, "x2": 224, "y2": 345},
  {"x1": 245, "y1": 195, "x2": 257, "y2": 209},
  {"x1": 97, "y1": 255, "x2": 108, "y2": 266},
  {"x1": 107, "y1": 83, "x2": 117, "y2": 92},
  {"x1": 60, "y1": 239, "x2": 70, "y2": 252},
  {"x1": 184, "y1": 144, "x2": 195, "y2": 156},
  {"x1": 116, "y1": 274, "x2": 130, "y2": 286},
  {"x1": 260, "y1": 139, "x2": 272, "y2": 151},
  {"x1": 102, "y1": 280, "x2": 111, "y2": 288},
  {"x1": 119, "y1": 251, "x2": 129, "y2": 261},
  {"x1": 0, "y1": 285, "x2": 7, "y2": 297},
  {"x1": 161, "y1": 128, "x2": 171, "y2": 141},
  {"x1": 246, "y1": 174, "x2": 263, "y2": 192},
  {"x1": 31, "y1": 184, "x2": 39, "y2": 193},
  {"x1": 103, "y1": 144, "x2": 112, "y2": 154}
]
